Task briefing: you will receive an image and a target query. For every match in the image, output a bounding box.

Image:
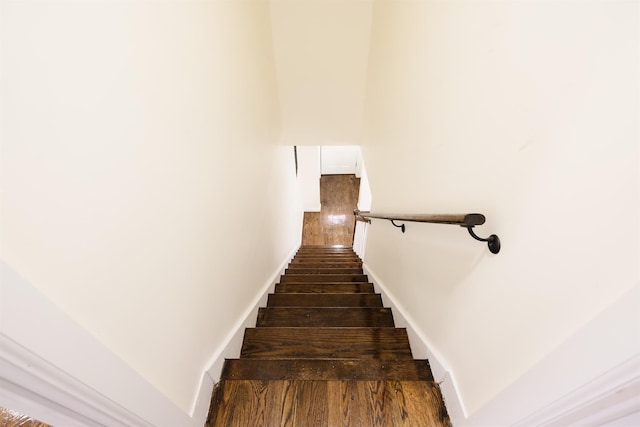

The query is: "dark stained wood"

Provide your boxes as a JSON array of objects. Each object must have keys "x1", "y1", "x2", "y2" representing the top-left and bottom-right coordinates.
[
  {"x1": 290, "y1": 257, "x2": 361, "y2": 263},
  {"x1": 291, "y1": 261, "x2": 360, "y2": 266},
  {"x1": 292, "y1": 260, "x2": 360, "y2": 264},
  {"x1": 280, "y1": 274, "x2": 369, "y2": 283},
  {"x1": 267, "y1": 293, "x2": 383, "y2": 307},
  {"x1": 285, "y1": 267, "x2": 363, "y2": 275},
  {"x1": 327, "y1": 381, "x2": 450, "y2": 427},
  {"x1": 208, "y1": 246, "x2": 450, "y2": 426},
  {"x1": 355, "y1": 210, "x2": 486, "y2": 227},
  {"x1": 208, "y1": 380, "x2": 449, "y2": 427},
  {"x1": 294, "y1": 253, "x2": 361, "y2": 258},
  {"x1": 302, "y1": 175, "x2": 360, "y2": 246},
  {"x1": 0, "y1": 407, "x2": 51, "y2": 427},
  {"x1": 297, "y1": 247, "x2": 358, "y2": 252},
  {"x1": 221, "y1": 359, "x2": 434, "y2": 381},
  {"x1": 287, "y1": 261, "x2": 363, "y2": 269},
  {"x1": 275, "y1": 283, "x2": 374, "y2": 294},
  {"x1": 257, "y1": 307, "x2": 393, "y2": 327},
  {"x1": 241, "y1": 327, "x2": 412, "y2": 359}
]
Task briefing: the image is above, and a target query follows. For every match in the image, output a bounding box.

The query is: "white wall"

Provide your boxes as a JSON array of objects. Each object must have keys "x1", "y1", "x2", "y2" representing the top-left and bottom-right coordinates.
[
  {"x1": 270, "y1": 0, "x2": 373, "y2": 146},
  {"x1": 321, "y1": 145, "x2": 359, "y2": 175},
  {"x1": 1, "y1": 0, "x2": 302, "y2": 419},
  {"x1": 357, "y1": 157, "x2": 372, "y2": 212},
  {"x1": 361, "y1": 0, "x2": 639, "y2": 423},
  {"x1": 353, "y1": 151, "x2": 372, "y2": 259},
  {"x1": 297, "y1": 146, "x2": 322, "y2": 211}
]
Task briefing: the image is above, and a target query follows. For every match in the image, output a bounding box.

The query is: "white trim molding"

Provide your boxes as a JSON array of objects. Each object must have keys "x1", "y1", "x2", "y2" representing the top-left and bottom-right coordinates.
[
  {"x1": 0, "y1": 244, "x2": 299, "y2": 427},
  {"x1": 363, "y1": 264, "x2": 467, "y2": 423},
  {"x1": 461, "y1": 283, "x2": 640, "y2": 427},
  {"x1": 362, "y1": 265, "x2": 640, "y2": 427},
  {"x1": 0, "y1": 261, "x2": 192, "y2": 427},
  {"x1": 513, "y1": 355, "x2": 640, "y2": 427},
  {"x1": 202, "y1": 243, "x2": 300, "y2": 384}
]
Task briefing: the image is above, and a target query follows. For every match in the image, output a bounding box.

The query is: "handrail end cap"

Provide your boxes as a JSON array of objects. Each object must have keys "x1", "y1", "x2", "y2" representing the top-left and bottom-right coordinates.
[{"x1": 464, "y1": 213, "x2": 486, "y2": 227}]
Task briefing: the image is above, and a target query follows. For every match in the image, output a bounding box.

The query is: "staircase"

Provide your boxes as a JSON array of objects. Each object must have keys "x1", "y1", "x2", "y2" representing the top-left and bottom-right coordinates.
[{"x1": 207, "y1": 246, "x2": 450, "y2": 426}]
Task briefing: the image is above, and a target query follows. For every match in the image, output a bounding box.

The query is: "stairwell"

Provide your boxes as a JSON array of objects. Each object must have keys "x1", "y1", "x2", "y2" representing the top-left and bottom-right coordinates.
[{"x1": 207, "y1": 246, "x2": 451, "y2": 426}]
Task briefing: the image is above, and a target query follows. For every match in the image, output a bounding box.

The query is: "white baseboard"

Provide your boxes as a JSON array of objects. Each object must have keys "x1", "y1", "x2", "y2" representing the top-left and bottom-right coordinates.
[
  {"x1": 303, "y1": 204, "x2": 322, "y2": 213},
  {"x1": 457, "y1": 284, "x2": 640, "y2": 427},
  {"x1": 201, "y1": 243, "x2": 300, "y2": 384},
  {"x1": 364, "y1": 265, "x2": 640, "y2": 427},
  {"x1": 0, "y1": 244, "x2": 300, "y2": 427},
  {"x1": 362, "y1": 264, "x2": 467, "y2": 424}
]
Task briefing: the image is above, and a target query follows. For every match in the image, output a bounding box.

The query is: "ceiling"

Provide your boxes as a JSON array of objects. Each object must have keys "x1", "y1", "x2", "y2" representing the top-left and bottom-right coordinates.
[{"x1": 270, "y1": 0, "x2": 374, "y2": 146}]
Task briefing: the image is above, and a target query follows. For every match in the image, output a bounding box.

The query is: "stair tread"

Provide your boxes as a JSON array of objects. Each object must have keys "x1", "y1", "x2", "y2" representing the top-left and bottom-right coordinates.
[
  {"x1": 295, "y1": 251, "x2": 358, "y2": 254},
  {"x1": 257, "y1": 307, "x2": 393, "y2": 327},
  {"x1": 293, "y1": 256, "x2": 360, "y2": 259},
  {"x1": 241, "y1": 327, "x2": 412, "y2": 359},
  {"x1": 209, "y1": 379, "x2": 449, "y2": 427},
  {"x1": 281, "y1": 274, "x2": 369, "y2": 283},
  {"x1": 267, "y1": 293, "x2": 383, "y2": 307},
  {"x1": 277, "y1": 281, "x2": 372, "y2": 284},
  {"x1": 285, "y1": 268, "x2": 363, "y2": 274},
  {"x1": 221, "y1": 359, "x2": 433, "y2": 381},
  {"x1": 275, "y1": 283, "x2": 374, "y2": 294},
  {"x1": 298, "y1": 246, "x2": 354, "y2": 248},
  {"x1": 288, "y1": 263, "x2": 363, "y2": 268}
]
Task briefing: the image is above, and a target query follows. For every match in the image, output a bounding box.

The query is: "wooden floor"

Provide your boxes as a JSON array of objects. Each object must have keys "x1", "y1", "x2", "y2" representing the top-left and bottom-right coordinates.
[
  {"x1": 210, "y1": 380, "x2": 448, "y2": 426},
  {"x1": 207, "y1": 247, "x2": 450, "y2": 426},
  {"x1": 302, "y1": 174, "x2": 360, "y2": 246},
  {"x1": 0, "y1": 407, "x2": 51, "y2": 427}
]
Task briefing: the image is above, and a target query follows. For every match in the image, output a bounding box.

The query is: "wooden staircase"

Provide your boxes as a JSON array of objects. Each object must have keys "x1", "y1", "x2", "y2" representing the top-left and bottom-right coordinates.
[{"x1": 207, "y1": 246, "x2": 450, "y2": 426}]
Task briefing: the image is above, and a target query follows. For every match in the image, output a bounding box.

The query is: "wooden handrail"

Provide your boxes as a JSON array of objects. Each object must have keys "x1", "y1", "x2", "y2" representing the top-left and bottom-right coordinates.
[
  {"x1": 354, "y1": 210, "x2": 500, "y2": 254},
  {"x1": 354, "y1": 211, "x2": 485, "y2": 227}
]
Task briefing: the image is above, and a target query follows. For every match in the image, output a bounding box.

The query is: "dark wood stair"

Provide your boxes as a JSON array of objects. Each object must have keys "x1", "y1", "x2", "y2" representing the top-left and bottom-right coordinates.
[
  {"x1": 256, "y1": 307, "x2": 395, "y2": 327},
  {"x1": 275, "y1": 282, "x2": 374, "y2": 293},
  {"x1": 220, "y1": 359, "x2": 434, "y2": 381},
  {"x1": 241, "y1": 327, "x2": 413, "y2": 359},
  {"x1": 207, "y1": 246, "x2": 450, "y2": 426},
  {"x1": 267, "y1": 292, "x2": 384, "y2": 307}
]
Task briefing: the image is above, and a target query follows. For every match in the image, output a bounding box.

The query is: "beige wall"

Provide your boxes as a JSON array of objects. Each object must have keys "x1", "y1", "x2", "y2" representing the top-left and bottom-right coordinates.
[
  {"x1": 361, "y1": 0, "x2": 638, "y2": 419},
  {"x1": 1, "y1": 0, "x2": 302, "y2": 413},
  {"x1": 270, "y1": 0, "x2": 373, "y2": 146}
]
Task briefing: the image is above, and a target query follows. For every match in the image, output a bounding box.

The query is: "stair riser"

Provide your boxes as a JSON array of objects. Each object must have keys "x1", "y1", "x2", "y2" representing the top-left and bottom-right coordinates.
[
  {"x1": 280, "y1": 274, "x2": 369, "y2": 283},
  {"x1": 275, "y1": 283, "x2": 374, "y2": 294},
  {"x1": 287, "y1": 263, "x2": 364, "y2": 274},
  {"x1": 296, "y1": 249, "x2": 355, "y2": 253},
  {"x1": 285, "y1": 268, "x2": 363, "y2": 275},
  {"x1": 294, "y1": 256, "x2": 359, "y2": 260},
  {"x1": 294, "y1": 253, "x2": 360, "y2": 258},
  {"x1": 257, "y1": 307, "x2": 393, "y2": 327},
  {"x1": 291, "y1": 259, "x2": 361, "y2": 265},
  {"x1": 267, "y1": 294, "x2": 383, "y2": 307},
  {"x1": 288, "y1": 262, "x2": 363, "y2": 269},
  {"x1": 241, "y1": 328, "x2": 412, "y2": 359},
  {"x1": 221, "y1": 359, "x2": 433, "y2": 381}
]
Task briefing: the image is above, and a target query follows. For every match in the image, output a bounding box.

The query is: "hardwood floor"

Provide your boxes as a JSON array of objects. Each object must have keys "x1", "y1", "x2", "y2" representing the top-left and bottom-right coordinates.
[
  {"x1": 208, "y1": 247, "x2": 451, "y2": 426},
  {"x1": 302, "y1": 175, "x2": 360, "y2": 246},
  {"x1": 210, "y1": 380, "x2": 448, "y2": 427},
  {"x1": 0, "y1": 407, "x2": 51, "y2": 427}
]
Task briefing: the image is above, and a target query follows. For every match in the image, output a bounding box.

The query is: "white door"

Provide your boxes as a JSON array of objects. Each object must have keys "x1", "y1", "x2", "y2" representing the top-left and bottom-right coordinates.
[{"x1": 320, "y1": 146, "x2": 359, "y2": 175}]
